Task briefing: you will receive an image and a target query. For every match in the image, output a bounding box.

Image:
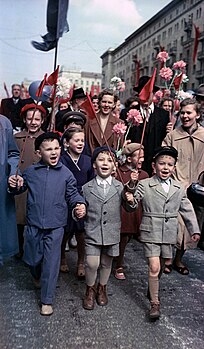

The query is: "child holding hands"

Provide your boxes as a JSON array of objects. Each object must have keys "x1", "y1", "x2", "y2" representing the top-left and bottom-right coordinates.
[
  {"x1": 128, "y1": 146, "x2": 200, "y2": 319},
  {"x1": 82, "y1": 146, "x2": 135, "y2": 310},
  {"x1": 8, "y1": 132, "x2": 86, "y2": 316}
]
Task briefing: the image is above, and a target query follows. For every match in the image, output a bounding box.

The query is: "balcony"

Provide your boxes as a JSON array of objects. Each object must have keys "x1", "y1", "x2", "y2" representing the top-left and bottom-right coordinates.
[
  {"x1": 181, "y1": 38, "x2": 194, "y2": 47},
  {"x1": 197, "y1": 51, "x2": 204, "y2": 60},
  {"x1": 169, "y1": 46, "x2": 177, "y2": 56},
  {"x1": 195, "y1": 70, "x2": 204, "y2": 79}
]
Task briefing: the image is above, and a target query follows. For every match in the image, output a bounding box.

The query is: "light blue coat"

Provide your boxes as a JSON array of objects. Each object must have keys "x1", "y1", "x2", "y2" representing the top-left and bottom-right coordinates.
[{"x1": 0, "y1": 116, "x2": 19, "y2": 264}]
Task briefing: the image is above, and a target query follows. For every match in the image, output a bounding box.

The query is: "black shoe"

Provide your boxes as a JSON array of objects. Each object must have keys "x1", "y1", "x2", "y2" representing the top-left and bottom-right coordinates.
[{"x1": 31, "y1": 40, "x2": 56, "y2": 52}]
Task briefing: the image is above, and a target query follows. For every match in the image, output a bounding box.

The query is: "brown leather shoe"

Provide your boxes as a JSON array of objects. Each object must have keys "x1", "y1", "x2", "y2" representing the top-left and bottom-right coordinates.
[
  {"x1": 96, "y1": 283, "x2": 108, "y2": 306},
  {"x1": 83, "y1": 286, "x2": 96, "y2": 310},
  {"x1": 149, "y1": 302, "x2": 160, "y2": 319}
]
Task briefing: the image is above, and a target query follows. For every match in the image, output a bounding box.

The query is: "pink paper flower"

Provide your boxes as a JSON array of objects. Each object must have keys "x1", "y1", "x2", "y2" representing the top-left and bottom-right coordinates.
[
  {"x1": 118, "y1": 81, "x2": 126, "y2": 92},
  {"x1": 159, "y1": 67, "x2": 173, "y2": 81},
  {"x1": 112, "y1": 122, "x2": 127, "y2": 136},
  {"x1": 157, "y1": 51, "x2": 169, "y2": 63},
  {"x1": 126, "y1": 109, "x2": 143, "y2": 126},
  {"x1": 154, "y1": 90, "x2": 163, "y2": 99},
  {"x1": 173, "y1": 60, "x2": 186, "y2": 71}
]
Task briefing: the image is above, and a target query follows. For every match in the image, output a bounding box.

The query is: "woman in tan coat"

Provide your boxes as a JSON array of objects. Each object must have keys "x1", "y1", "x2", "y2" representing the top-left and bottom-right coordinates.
[
  {"x1": 162, "y1": 98, "x2": 204, "y2": 274},
  {"x1": 14, "y1": 104, "x2": 46, "y2": 258}
]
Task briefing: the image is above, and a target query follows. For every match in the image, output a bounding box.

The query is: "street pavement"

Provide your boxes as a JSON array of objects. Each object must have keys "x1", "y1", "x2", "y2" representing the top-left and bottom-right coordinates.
[{"x1": 0, "y1": 240, "x2": 203, "y2": 349}]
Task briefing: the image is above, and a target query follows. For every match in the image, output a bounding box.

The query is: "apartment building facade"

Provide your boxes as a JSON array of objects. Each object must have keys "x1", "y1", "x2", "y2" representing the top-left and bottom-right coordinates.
[{"x1": 101, "y1": 0, "x2": 204, "y2": 102}]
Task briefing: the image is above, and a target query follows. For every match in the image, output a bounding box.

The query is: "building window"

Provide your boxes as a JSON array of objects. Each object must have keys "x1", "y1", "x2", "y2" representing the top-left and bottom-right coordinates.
[
  {"x1": 162, "y1": 31, "x2": 166, "y2": 40},
  {"x1": 86, "y1": 81, "x2": 89, "y2": 86},
  {"x1": 168, "y1": 27, "x2": 172, "y2": 36}
]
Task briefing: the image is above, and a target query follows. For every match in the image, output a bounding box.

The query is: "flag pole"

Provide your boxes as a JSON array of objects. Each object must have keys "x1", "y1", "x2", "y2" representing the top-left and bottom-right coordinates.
[{"x1": 53, "y1": 39, "x2": 59, "y2": 71}]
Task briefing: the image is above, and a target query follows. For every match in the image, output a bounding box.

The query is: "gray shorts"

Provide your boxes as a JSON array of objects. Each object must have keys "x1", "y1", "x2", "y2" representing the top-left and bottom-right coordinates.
[
  {"x1": 143, "y1": 242, "x2": 173, "y2": 258},
  {"x1": 85, "y1": 243, "x2": 119, "y2": 257}
]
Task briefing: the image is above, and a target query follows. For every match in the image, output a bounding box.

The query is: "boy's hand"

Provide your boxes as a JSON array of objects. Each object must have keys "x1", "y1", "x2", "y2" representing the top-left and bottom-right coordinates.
[
  {"x1": 191, "y1": 234, "x2": 200, "y2": 242},
  {"x1": 130, "y1": 170, "x2": 139, "y2": 183},
  {"x1": 8, "y1": 175, "x2": 24, "y2": 189},
  {"x1": 166, "y1": 122, "x2": 173, "y2": 133},
  {"x1": 74, "y1": 203, "x2": 86, "y2": 219},
  {"x1": 125, "y1": 192, "x2": 134, "y2": 205}
]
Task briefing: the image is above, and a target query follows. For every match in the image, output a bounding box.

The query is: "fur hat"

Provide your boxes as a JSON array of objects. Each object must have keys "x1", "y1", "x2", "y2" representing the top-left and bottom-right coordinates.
[{"x1": 122, "y1": 143, "x2": 144, "y2": 156}]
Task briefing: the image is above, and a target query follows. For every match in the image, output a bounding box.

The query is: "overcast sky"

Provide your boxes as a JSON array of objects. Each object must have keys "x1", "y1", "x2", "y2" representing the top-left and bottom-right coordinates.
[{"x1": 0, "y1": 0, "x2": 171, "y2": 97}]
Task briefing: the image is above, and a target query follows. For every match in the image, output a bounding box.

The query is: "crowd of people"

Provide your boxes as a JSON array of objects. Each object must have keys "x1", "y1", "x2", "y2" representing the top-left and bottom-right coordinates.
[{"x1": 0, "y1": 78, "x2": 204, "y2": 320}]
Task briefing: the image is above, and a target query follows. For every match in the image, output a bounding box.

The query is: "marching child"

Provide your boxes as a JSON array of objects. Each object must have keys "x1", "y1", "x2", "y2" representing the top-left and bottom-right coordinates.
[
  {"x1": 8, "y1": 132, "x2": 86, "y2": 316},
  {"x1": 114, "y1": 143, "x2": 149, "y2": 280},
  {"x1": 127, "y1": 146, "x2": 200, "y2": 319},
  {"x1": 60, "y1": 127, "x2": 95, "y2": 277},
  {"x1": 82, "y1": 146, "x2": 135, "y2": 310}
]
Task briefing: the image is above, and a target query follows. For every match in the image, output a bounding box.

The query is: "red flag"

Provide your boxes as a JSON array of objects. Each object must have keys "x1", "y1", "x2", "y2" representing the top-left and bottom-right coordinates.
[
  {"x1": 67, "y1": 84, "x2": 75, "y2": 101},
  {"x1": 47, "y1": 65, "x2": 59, "y2": 85},
  {"x1": 193, "y1": 24, "x2": 200, "y2": 63},
  {"x1": 139, "y1": 68, "x2": 157, "y2": 104},
  {"x1": 3, "y1": 82, "x2": 10, "y2": 98},
  {"x1": 35, "y1": 74, "x2": 47, "y2": 97},
  {"x1": 80, "y1": 93, "x2": 96, "y2": 120},
  {"x1": 173, "y1": 73, "x2": 183, "y2": 91},
  {"x1": 90, "y1": 85, "x2": 95, "y2": 97}
]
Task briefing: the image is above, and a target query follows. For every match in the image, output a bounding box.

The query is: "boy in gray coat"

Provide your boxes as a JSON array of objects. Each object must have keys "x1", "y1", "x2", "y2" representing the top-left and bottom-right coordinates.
[
  {"x1": 82, "y1": 146, "x2": 135, "y2": 310},
  {"x1": 127, "y1": 146, "x2": 200, "y2": 319}
]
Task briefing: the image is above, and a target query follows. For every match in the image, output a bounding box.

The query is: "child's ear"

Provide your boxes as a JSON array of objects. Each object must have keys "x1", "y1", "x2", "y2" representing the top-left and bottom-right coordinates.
[
  {"x1": 35, "y1": 149, "x2": 41, "y2": 158},
  {"x1": 93, "y1": 163, "x2": 96, "y2": 169},
  {"x1": 126, "y1": 155, "x2": 132, "y2": 163},
  {"x1": 152, "y1": 161, "x2": 156, "y2": 174}
]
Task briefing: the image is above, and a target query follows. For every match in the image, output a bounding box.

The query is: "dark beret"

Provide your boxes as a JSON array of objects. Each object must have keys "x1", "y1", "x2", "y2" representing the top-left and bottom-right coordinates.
[
  {"x1": 153, "y1": 146, "x2": 178, "y2": 161},
  {"x1": 91, "y1": 146, "x2": 116, "y2": 164},
  {"x1": 35, "y1": 132, "x2": 61, "y2": 151}
]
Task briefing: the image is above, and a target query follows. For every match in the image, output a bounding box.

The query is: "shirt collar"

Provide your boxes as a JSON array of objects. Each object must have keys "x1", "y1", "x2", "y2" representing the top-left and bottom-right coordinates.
[{"x1": 96, "y1": 175, "x2": 112, "y2": 186}]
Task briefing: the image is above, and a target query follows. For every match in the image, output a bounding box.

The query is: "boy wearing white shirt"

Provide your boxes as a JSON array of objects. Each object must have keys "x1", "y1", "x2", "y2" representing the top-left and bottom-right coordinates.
[{"x1": 82, "y1": 146, "x2": 135, "y2": 310}]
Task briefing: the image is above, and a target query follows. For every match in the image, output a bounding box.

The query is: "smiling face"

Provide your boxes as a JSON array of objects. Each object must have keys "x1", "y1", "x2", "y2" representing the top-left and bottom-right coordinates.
[
  {"x1": 152, "y1": 155, "x2": 176, "y2": 180},
  {"x1": 162, "y1": 100, "x2": 173, "y2": 112},
  {"x1": 180, "y1": 104, "x2": 200, "y2": 132},
  {"x1": 99, "y1": 94, "x2": 115, "y2": 116},
  {"x1": 93, "y1": 151, "x2": 115, "y2": 179},
  {"x1": 24, "y1": 110, "x2": 43, "y2": 133},
  {"x1": 65, "y1": 131, "x2": 85, "y2": 157},
  {"x1": 37, "y1": 139, "x2": 61, "y2": 167}
]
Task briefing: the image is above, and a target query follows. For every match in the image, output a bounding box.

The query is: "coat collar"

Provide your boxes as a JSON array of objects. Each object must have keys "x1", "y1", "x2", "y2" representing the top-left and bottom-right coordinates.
[
  {"x1": 173, "y1": 125, "x2": 204, "y2": 142},
  {"x1": 15, "y1": 129, "x2": 44, "y2": 139},
  {"x1": 149, "y1": 175, "x2": 181, "y2": 199},
  {"x1": 89, "y1": 112, "x2": 120, "y2": 145},
  {"x1": 87, "y1": 177, "x2": 121, "y2": 201},
  {"x1": 34, "y1": 160, "x2": 63, "y2": 170}
]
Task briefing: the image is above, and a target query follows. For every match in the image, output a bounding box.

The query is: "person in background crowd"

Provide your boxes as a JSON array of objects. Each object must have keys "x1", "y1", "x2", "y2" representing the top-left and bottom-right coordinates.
[
  {"x1": 0, "y1": 84, "x2": 24, "y2": 131},
  {"x1": 70, "y1": 88, "x2": 87, "y2": 111},
  {"x1": 91, "y1": 94, "x2": 99, "y2": 113},
  {"x1": 114, "y1": 143, "x2": 149, "y2": 280},
  {"x1": 14, "y1": 104, "x2": 46, "y2": 259},
  {"x1": 60, "y1": 128, "x2": 95, "y2": 277},
  {"x1": 193, "y1": 84, "x2": 204, "y2": 126},
  {"x1": 85, "y1": 89, "x2": 123, "y2": 154},
  {"x1": 162, "y1": 98, "x2": 204, "y2": 273},
  {"x1": 0, "y1": 115, "x2": 19, "y2": 265},
  {"x1": 131, "y1": 76, "x2": 170, "y2": 176},
  {"x1": 55, "y1": 99, "x2": 71, "y2": 133}
]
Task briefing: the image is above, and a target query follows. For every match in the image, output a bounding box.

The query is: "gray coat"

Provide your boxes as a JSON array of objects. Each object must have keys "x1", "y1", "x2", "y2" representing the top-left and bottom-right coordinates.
[
  {"x1": 133, "y1": 176, "x2": 200, "y2": 244},
  {"x1": 82, "y1": 177, "x2": 135, "y2": 246}
]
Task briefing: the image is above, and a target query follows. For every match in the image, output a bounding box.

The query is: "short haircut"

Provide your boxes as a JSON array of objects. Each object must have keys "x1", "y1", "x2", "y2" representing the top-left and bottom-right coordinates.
[
  {"x1": 180, "y1": 98, "x2": 201, "y2": 114},
  {"x1": 63, "y1": 128, "x2": 84, "y2": 142},
  {"x1": 35, "y1": 132, "x2": 61, "y2": 151}
]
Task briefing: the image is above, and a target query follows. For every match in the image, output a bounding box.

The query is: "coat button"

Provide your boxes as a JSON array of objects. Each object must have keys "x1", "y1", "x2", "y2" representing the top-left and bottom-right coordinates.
[
  {"x1": 103, "y1": 212, "x2": 107, "y2": 215},
  {"x1": 103, "y1": 221, "x2": 107, "y2": 224}
]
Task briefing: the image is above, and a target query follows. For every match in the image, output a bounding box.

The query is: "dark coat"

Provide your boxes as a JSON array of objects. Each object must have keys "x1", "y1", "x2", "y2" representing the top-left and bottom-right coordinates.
[
  {"x1": 14, "y1": 161, "x2": 85, "y2": 229},
  {"x1": 0, "y1": 97, "x2": 33, "y2": 129},
  {"x1": 117, "y1": 165, "x2": 148, "y2": 236},
  {"x1": 60, "y1": 152, "x2": 95, "y2": 232},
  {"x1": 127, "y1": 106, "x2": 169, "y2": 176},
  {"x1": 0, "y1": 116, "x2": 19, "y2": 263}
]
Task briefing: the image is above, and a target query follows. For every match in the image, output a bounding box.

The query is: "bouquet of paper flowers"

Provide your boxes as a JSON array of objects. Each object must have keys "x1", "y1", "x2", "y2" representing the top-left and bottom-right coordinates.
[
  {"x1": 55, "y1": 77, "x2": 72, "y2": 102},
  {"x1": 112, "y1": 108, "x2": 143, "y2": 161},
  {"x1": 110, "y1": 76, "x2": 126, "y2": 95}
]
